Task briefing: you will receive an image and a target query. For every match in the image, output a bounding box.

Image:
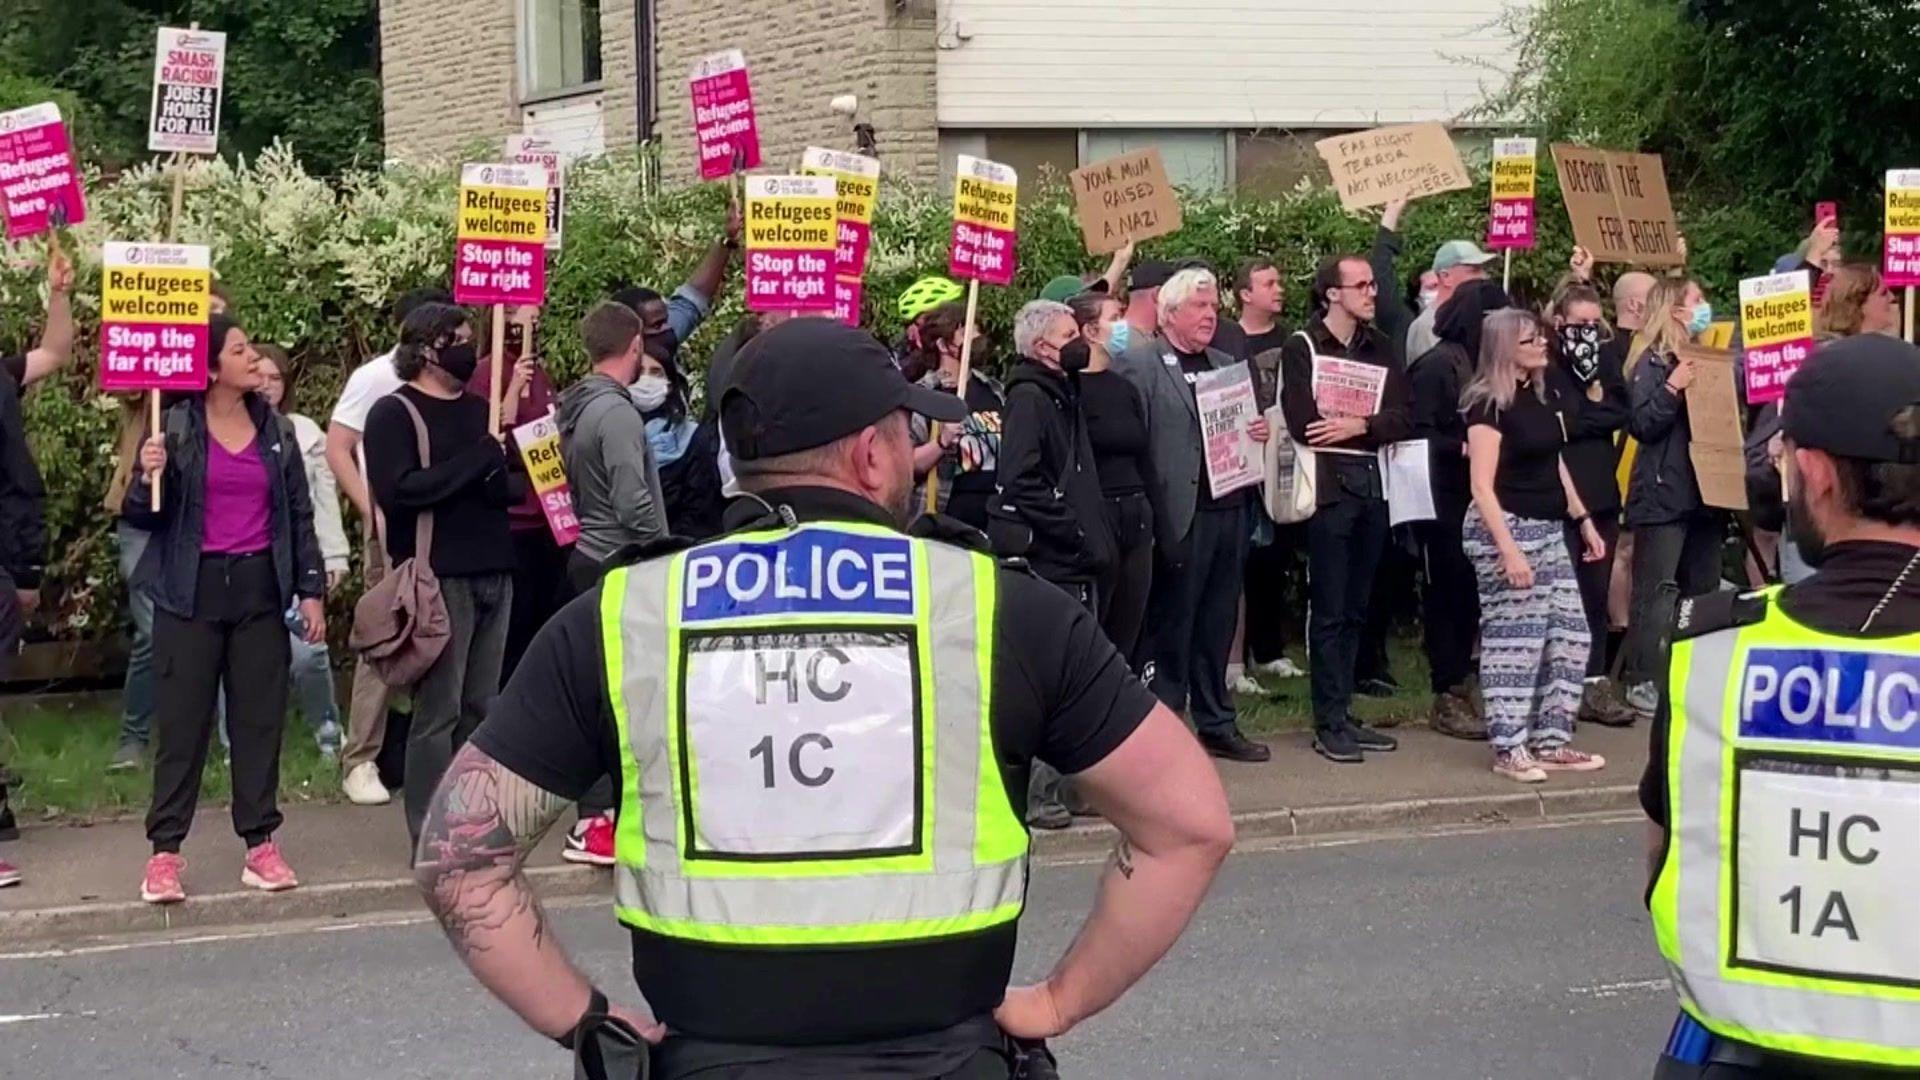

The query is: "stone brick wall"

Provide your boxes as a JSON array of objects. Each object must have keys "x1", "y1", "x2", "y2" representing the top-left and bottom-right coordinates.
[
  {"x1": 380, "y1": 0, "x2": 520, "y2": 161},
  {"x1": 652, "y1": 0, "x2": 938, "y2": 184}
]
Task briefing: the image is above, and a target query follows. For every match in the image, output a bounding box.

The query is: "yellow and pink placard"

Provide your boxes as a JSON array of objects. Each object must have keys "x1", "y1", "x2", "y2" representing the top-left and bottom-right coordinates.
[
  {"x1": 1487, "y1": 138, "x2": 1537, "y2": 250},
  {"x1": 743, "y1": 174, "x2": 836, "y2": 312},
  {"x1": 100, "y1": 241, "x2": 211, "y2": 392},
  {"x1": 801, "y1": 146, "x2": 880, "y2": 326},
  {"x1": 949, "y1": 155, "x2": 1017, "y2": 286},
  {"x1": 0, "y1": 103, "x2": 87, "y2": 240},
  {"x1": 511, "y1": 412, "x2": 580, "y2": 546},
  {"x1": 454, "y1": 163, "x2": 548, "y2": 307},
  {"x1": 1739, "y1": 271, "x2": 1813, "y2": 405},
  {"x1": 1884, "y1": 169, "x2": 1920, "y2": 288}
]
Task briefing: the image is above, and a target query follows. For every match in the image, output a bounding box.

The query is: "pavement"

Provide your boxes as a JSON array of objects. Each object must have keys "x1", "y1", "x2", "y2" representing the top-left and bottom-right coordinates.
[
  {"x1": 0, "y1": 817, "x2": 1675, "y2": 1079},
  {"x1": 0, "y1": 722, "x2": 1649, "y2": 944}
]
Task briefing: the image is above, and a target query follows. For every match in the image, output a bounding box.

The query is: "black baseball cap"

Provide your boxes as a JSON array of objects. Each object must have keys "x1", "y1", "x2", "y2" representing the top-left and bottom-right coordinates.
[
  {"x1": 1782, "y1": 335, "x2": 1920, "y2": 464},
  {"x1": 1128, "y1": 260, "x2": 1177, "y2": 292},
  {"x1": 721, "y1": 318, "x2": 968, "y2": 461}
]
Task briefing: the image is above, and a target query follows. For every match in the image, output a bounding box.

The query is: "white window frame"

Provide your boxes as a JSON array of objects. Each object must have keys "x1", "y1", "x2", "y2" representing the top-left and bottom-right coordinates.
[{"x1": 518, "y1": 0, "x2": 604, "y2": 105}]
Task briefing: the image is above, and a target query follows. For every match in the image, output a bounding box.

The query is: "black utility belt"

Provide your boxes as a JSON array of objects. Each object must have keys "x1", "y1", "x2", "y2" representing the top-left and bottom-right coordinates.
[{"x1": 198, "y1": 550, "x2": 270, "y2": 561}]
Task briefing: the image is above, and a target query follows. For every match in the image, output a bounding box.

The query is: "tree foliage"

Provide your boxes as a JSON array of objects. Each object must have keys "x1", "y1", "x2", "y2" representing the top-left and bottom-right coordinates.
[{"x1": 0, "y1": 0, "x2": 380, "y2": 175}]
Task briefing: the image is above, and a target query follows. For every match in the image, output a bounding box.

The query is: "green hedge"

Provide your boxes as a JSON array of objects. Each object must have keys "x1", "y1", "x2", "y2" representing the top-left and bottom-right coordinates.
[{"x1": 0, "y1": 143, "x2": 1803, "y2": 642}]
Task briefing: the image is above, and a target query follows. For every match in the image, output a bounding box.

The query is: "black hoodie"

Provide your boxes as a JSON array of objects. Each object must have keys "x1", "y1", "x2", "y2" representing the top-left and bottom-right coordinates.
[
  {"x1": 1409, "y1": 279, "x2": 1511, "y2": 510},
  {"x1": 988, "y1": 359, "x2": 1115, "y2": 585}
]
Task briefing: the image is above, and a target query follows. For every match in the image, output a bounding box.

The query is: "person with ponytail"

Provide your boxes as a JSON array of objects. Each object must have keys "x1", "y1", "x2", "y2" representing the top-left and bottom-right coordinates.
[
  {"x1": 1619, "y1": 277, "x2": 1724, "y2": 719},
  {"x1": 125, "y1": 313, "x2": 327, "y2": 904}
]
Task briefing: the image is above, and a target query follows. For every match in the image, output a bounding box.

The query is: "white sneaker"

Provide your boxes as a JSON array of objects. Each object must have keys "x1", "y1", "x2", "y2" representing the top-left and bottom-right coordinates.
[
  {"x1": 1228, "y1": 674, "x2": 1266, "y2": 695},
  {"x1": 1625, "y1": 681, "x2": 1660, "y2": 717},
  {"x1": 1255, "y1": 657, "x2": 1305, "y2": 679},
  {"x1": 342, "y1": 762, "x2": 391, "y2": 806}
]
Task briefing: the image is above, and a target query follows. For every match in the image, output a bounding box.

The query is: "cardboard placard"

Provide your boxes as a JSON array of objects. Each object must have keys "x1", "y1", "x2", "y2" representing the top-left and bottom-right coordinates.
[
  {"x1": 1549, "y1": 145, "x2": 1683, "y2": 267},
  {"x1": 1486, "y1": 137, "x2": 1537, "y2": 251},
  {"x1": 1883, "y1": 169, "x2": 1920, "y2": 288},
  {"x1": 0, "y1": 103, "x2": 87, "y2": 241},
  {"x1": 1067, "y1": 147, "x2": 1183, "y2": 255},
  {"x1": 504, "y1": 133, "x2": 567, "y2": 251},
  {"x1": 743, "y1": 174, "x2": 836, "y2": 312},
  {"x1": 453, "y1": 163, "x2": 548, "y2": 307},
  {"x1": 1739, "y1": 272, "x2": 1813, "y2": 405},
  {"x1": 948, "y1": 155, "x2": 1018, "y2": 286},
  {"x1": 1678, "y1": 344, "x2": 1747, "y2": 511},
  {"x1": 99, "y1": 242, "x2": 212, "y2": 392},
  {"x1": 148, "y1": 27, "x2": 226, "y2": 155},
  {"x1": 1314, "y1": 122, "x2": 1470, "y2": 210},
  {"x1": 510, "y1": 412, "x2": 580, "y2": 547},
  {"x1": 1195, "y1": 363, "x2": 1261, "y2": 499},
  {"x1": 800, "y1": 147, "x2": 880, "y2": 280},
  {"x1": 689, "y1": 49, "x2": 760, "y2": 180}
]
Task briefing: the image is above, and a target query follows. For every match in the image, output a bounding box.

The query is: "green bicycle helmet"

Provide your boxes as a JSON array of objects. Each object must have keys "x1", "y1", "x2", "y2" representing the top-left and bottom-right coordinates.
[{"x1": 897, "y1": 275, "x2": 965, "y2": 321}]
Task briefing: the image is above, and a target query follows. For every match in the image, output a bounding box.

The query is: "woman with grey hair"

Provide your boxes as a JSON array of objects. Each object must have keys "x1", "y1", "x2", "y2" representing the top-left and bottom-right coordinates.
[{"x1": 1461, "y1": 309, "x2": 1609, "y2": 783}]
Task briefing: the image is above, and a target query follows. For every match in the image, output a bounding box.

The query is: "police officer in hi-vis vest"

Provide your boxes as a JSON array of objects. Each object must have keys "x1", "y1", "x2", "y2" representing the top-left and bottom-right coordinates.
[
  {"x1": 1642, "y1": 334, "x2": 1920, "y2": 1078},
  {"x1": 414, "y1": 318, "x2": 1234, "y2": 1079}
]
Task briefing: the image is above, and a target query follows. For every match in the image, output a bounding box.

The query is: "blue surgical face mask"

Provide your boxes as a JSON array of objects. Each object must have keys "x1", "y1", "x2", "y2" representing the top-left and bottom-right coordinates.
[
  {"x1": 1106, "y1": 321, "x2": 1132, "y2": 356},
  {"x1": 1687, "y1": 301, "x2": 1713, "y2": 336}
]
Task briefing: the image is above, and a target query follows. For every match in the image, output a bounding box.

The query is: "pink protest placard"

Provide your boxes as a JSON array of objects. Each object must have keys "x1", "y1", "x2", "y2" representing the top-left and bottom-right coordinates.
[
  {"x1": 949, "y1": 155, "x2": 1018, "y2": 287},
  {"x1": 743, "y1": 175, "x2": 837, "y2": 312},
  {"x1": 690, "y1": 49, "x2": 760, "y2": 181},
  {"x1": 511, "y1": 412, "x2": 580, "y2": 546},
  {"x1": 0, "y1": 103, "x2": 87, "y2": 241},
  {"x1": 800, "y1": 147, "x2": 880, "y2": 280},
  {"x1": 833, "y1": 277, "x2": 862, "y2": 327},
  {"x1": 453, "y1": 163, "x2": 548, "y2": 307},
  {"x1": 1739, "y1": 271, "x2": 1814, "y2": 405},
  {"x1": 1883, "y1": 170, "x2": 1920, "y2": 288},
  {"x1": 1487, "y1": 137, "x2": 1537, "y2": 251},
  {"x1": 99, "y1": 242, "x2": 211, "y2": 392}
]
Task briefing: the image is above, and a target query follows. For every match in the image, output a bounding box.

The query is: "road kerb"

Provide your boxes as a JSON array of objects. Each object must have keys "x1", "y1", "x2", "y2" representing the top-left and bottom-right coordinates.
[{"x1": 0, "y1": 786, "x2": 1641, "y2": 946}]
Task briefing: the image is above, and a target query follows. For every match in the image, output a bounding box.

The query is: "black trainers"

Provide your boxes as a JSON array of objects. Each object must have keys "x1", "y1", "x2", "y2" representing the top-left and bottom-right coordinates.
[
  {"x1": 1199, "y1": 728, "x2": 1272, "y2": 763},
  {"x1": 1312, "y1": 725, "x2": 1364, "y2": 764},
  {"x1": 1349, "y1": 721, "x2": 1399, "y2": 752},
  {"x1": 1356, "y1": 675, "x2": 1401, "y2": 698}
]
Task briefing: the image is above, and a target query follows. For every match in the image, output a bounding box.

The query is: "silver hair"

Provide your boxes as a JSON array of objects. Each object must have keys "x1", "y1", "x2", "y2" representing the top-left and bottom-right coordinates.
[
  {"x1": 1013, "y1": 299, "x2": 1074, "y2": 358},
  {"x1": 1460, "y1": 308, "x2": 1547, "y2": 413},
  {"x1": 1157, "y1": 267, "x2": 1218, "y2": 321}
]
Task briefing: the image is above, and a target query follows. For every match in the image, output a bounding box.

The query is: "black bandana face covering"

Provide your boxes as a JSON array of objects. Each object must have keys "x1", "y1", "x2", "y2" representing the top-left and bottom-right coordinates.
[{"x1": 1558, "y1": 325, "x2": 1603, "y2": 383}]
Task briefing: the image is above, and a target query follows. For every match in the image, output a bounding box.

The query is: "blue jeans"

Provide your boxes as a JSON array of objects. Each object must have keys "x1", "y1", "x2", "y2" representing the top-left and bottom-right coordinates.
[
  {"x1": 117, "y1": 521, "x2": 157, "y2": 746},
  {"x1": 216, "y1": 633, "x2": 340, "y2": 751}
]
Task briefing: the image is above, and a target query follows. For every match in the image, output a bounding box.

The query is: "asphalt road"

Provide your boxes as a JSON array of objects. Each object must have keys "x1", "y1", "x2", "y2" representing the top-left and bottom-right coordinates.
[{"x1": 0, "y1": 817, "x2": 1676, "y2": 1079}]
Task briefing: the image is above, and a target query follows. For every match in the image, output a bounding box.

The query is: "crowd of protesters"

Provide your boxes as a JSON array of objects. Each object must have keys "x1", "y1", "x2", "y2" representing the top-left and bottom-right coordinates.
[{"x1": 0, "y1": 189, "x2": 1912, "y2": 898}]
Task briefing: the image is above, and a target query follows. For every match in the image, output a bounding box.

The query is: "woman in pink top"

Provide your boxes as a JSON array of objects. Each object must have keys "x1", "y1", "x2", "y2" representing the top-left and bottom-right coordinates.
[{"x1": 124, "y1": 314, "x2": 328, "y2": 905}]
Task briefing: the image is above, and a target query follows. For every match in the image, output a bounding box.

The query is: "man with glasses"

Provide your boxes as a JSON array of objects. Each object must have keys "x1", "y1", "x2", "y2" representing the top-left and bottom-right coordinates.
[{"x1": 1278, "y1": 256, "x2": 1415, "y2": 763}]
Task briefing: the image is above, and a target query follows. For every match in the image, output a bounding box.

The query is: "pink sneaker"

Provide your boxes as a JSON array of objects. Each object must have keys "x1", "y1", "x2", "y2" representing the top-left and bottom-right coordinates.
[
  {"x1": 0, "y1": 858, "x2": 20, "y2": 888},
  {"x1": 241, "y1": 840, "x2": 299, "y2": 892},
  {"x1": 562, "y1": 814, "x2": 616, "y2": 867},
  {"x1": 141, "y1": 852, "x2": 187, "y2": 904}
]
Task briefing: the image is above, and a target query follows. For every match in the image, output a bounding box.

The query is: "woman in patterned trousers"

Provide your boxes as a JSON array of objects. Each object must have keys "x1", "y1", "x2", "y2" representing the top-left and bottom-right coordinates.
[{"x1": 1460, "y1": 310, "x2": 1611, "y2": 783}]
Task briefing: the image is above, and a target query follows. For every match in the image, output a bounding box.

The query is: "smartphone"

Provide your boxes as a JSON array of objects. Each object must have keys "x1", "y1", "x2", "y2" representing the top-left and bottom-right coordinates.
[{"x1": 1814, "y1": 201, "x2": 1839, "y2": 230}]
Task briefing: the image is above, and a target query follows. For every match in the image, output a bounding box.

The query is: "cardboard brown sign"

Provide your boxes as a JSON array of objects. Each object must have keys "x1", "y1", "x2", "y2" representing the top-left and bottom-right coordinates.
[
  {"x1": 1678, "y1": 343, "x2": 1748, "y2": 511},
  {"x1": 1314, "y1": 123, "x2": 1471, "y2": 210},
  {"x1": 1550, "y1": 145, "x2": 1684, "y2": 267},
  {"x1": 1068, "y1": 148, "x2": 1183, "y2": 255}
]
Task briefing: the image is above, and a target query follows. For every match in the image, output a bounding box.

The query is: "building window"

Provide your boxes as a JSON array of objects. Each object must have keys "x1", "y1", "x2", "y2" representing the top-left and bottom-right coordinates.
[
  {"x1": 523, "y1": 0, "x2": 602, "y2": 99},
  {"x1": 1083, "y1": 130, "x2": 1229, "y2": 193}
]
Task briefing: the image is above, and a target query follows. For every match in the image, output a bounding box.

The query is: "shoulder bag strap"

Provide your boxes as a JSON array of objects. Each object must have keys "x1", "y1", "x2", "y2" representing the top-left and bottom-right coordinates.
[{"x1": 393, "y1": 394, "x2": 435, "y2": 561}]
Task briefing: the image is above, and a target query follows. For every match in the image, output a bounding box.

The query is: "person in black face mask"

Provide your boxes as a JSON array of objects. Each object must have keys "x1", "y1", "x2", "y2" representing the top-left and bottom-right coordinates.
[
  {"x1": 363, "y1": 302, "x2": 528, "y2": 846},
  {"x1": 990, "y1": 299, "x2": 1116, "y2": 831}
]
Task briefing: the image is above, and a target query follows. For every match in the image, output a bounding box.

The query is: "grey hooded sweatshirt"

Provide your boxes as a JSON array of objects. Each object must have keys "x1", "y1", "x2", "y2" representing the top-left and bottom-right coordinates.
[{"x1": 557, "y1": 371, "x2": 667, "y2": 562}]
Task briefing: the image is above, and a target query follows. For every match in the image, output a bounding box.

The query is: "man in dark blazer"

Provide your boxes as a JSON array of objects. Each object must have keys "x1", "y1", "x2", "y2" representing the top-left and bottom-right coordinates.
[{"x1": 1114, "y1": 267, "x2": 1272, "y2": 762}]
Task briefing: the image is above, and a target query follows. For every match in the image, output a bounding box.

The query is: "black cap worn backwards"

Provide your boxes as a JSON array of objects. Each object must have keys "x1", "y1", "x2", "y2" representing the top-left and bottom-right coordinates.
[
  {"x1": 1781, "y1": 335, "x2": 1920, "y2": 464},
  {"x1": 1127, "y1": 260, "x2": 1177, "y2": 292},
  {"x1": 720, "y1": 317, "x2": 969, "y2": 461}
]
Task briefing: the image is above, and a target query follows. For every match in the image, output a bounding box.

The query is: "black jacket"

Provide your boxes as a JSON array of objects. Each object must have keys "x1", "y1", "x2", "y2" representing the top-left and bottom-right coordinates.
[
  {"x1": 1278, "y1": 317, "x2": 1415, "y2": 506},
  {"x1": 1555, "y1": 333, "x2": 1629, "y2": 518},
  {"x1": 123, "y1": 395, "x2": 326, "y2": 619},
  {"x1": 1411, "y1": 280, "x2": 1513, "y2": 513},
  {"x1": 0, "y1": 361, "x2": 46, "y2": 588},
  {"x1": 1624, "y1": 348, "x2": 1707, "y2": 528},
  {"x1": 988, "y1": 360, "x2": 1115, "y2": 584}
]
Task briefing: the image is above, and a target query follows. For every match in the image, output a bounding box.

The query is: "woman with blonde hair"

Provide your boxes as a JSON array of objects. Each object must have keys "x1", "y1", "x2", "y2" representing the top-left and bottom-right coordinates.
[
  {"x1": 1461, "y1": 309, "x2": 1608, "y2": 782},
  {"x1": 1618, "y1": 276, "x2": 1722, "y2": 718}
]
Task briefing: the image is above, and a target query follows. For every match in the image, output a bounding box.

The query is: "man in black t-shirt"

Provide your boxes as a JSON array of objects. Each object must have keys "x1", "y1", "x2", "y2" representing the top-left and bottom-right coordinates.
[{"x1": 413, "y1": 319, "x2": 1232, "y2": 1078}]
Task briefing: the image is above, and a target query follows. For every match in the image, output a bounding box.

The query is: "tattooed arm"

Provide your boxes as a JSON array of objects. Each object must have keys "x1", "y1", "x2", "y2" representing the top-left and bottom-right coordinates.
[
  {"x1": 414, "y1": 743, "x2": 662, "y2": 1042},
  {"x1": 994, "y1": 703, "x2": 1233, "y2": 1039}
]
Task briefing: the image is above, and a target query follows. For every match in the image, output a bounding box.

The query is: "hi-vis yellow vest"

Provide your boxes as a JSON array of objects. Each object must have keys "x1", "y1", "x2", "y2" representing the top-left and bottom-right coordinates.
[
  {"x1": 1650, "y1": 591, "x2": 1920, "y2": 1067},
  {"x1": 598, "y1": 521, "x2": 1029, "y2": 947}
]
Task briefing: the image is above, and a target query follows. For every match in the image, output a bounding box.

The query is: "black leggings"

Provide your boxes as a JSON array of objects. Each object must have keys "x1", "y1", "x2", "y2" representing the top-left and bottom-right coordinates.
[
  {"x1": 1096, "y1": 492, "x2": 1154, "y2": 667},
  {"x1": 146, "y1": 553, "x2": 290, "y2": 854},
  {"x1": 1566, "y1": 511, "x2": 1622, "y2": 678}
]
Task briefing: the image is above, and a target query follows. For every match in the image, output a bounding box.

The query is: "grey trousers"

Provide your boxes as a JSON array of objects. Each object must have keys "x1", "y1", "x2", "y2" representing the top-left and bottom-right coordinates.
[{"x1": 404, "y1": 573, "x2": 512, "y2": 848}]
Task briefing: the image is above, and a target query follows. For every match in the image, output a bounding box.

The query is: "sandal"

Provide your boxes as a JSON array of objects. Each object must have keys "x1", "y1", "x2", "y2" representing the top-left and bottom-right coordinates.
[
  {"x1": 1493, "y1": 748, "x2": 1547, "y2": 784},
  {"x1": 1533, "y1": 746, "x2": 1607, "y2": 772}
]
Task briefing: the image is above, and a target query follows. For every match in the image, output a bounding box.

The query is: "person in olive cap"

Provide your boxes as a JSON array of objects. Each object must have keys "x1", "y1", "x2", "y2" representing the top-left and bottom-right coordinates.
[
  {"x1": 416, "y1": 318, "x2": 1232, "y2": 1079},
  {"x1": 1641, "y1": 334, "x2": 1920, "y2": 1078}
]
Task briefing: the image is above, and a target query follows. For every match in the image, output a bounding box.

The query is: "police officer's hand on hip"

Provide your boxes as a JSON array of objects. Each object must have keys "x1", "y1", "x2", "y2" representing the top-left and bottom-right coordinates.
[
  {"x1": 415, "y1": 318, "x2": 1235, "y2": 1078},
  {"x1": 1640, "y1": 335, "x2": 1920, "y2": 1077}
]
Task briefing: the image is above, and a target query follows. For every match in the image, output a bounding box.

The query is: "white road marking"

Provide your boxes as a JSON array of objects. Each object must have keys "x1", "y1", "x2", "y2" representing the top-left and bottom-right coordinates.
[
  {"x1": 1569, "y1": 978, "x2": 1669, "y2": 999},
  {"x1": 0, "y1": 1011, "x2": 94, "y2": 1024}
]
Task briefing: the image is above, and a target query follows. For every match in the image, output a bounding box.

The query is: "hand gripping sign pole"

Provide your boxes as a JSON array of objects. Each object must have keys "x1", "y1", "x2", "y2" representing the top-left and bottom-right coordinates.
[
  {"x1": 920, "y1": 279, "x2": 979, "y2": 517},
  {"x1": 925, "y1": 155, "x2": 1018, "y2": 515}
]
